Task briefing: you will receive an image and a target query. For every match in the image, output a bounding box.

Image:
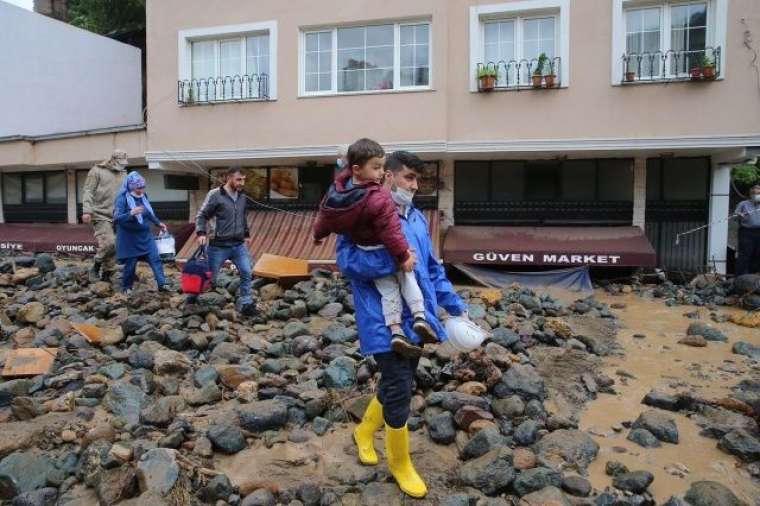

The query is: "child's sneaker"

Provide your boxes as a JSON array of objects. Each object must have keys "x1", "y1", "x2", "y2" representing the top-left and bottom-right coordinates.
[
  {"x1": 391, "y1": 334, "x2": 422, "y2": 359},
  {"x1": 413, "y1": 317, "x2": 439, "y2": 344}
]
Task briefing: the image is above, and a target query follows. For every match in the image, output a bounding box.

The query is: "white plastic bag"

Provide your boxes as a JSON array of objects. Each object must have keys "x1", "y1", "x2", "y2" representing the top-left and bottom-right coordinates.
[{"x1": 155, "y1": 232, "x2": 176, "y2": 262}]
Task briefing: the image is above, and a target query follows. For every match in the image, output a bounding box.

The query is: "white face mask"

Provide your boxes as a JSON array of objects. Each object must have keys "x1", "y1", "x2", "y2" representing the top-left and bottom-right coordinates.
[
  {"x1": 391, "y1": 187, "x2": 415, "y2": 207},
  {"x1": 753, "y1": 194, "x2": 760, "y2": 203}
]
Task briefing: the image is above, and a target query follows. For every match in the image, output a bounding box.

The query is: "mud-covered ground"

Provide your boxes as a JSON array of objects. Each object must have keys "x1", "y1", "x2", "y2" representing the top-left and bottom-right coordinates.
[{"x1": 0, "y1": 255, "x2": 758, "y2": 506}]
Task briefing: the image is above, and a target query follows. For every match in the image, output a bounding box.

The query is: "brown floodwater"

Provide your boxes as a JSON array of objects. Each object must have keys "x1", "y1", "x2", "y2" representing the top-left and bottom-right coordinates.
[{"x1": 581, "y1": 292, "x2": 760, "y2": 504}]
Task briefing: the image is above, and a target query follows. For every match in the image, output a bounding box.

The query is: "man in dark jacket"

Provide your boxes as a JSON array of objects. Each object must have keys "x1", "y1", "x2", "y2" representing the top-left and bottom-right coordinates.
[{"x1": 194, "y1": 167, "x2": 257, "y2": 316}]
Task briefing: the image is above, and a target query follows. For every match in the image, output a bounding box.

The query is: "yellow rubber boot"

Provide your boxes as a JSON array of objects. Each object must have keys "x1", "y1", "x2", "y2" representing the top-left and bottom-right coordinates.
[
  {"x1": 385, "y1": 424, "x2": 428, "y2": 498},
  {"x1": 353, "y1": 397, "x2": 384, "y2": 465}
]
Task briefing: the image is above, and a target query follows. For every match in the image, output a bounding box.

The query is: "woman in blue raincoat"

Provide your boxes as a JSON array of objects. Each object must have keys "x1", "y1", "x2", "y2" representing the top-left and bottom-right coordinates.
[{"x1": 114, "y1": 171, "x2": 168, "y2": 294}]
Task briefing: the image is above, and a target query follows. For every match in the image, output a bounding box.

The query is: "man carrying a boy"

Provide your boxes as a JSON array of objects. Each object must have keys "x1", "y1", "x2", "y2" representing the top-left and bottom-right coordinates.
[{"x1": 336, "y1": 148, "x2": 467, "y2": 498}]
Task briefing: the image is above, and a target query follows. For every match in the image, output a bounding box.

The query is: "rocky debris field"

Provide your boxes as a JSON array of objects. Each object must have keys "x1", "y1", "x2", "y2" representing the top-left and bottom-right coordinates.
[{"x1": 0, "y1": 254, "x2": 757, "y2": 506}]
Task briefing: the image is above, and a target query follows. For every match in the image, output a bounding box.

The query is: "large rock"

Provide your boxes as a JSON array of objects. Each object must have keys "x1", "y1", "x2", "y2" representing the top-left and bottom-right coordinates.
[
  {"x1": 0, "y1": 451, "x2": 56, "y2": 499},
  {"x1": 459, "y1": 447, "x2": 515, "y2": 496},
  {"x1": 461, "y1": 427, "x2": 508, "y2": 460},
  {"x1": 683, "y1": 481, "x2": 744, "y2": 506},
  {"x1": 187, "y1": 383, "x2": 223, "y2": 406},
  {"x1": 140, "y1": 396, "x2": 186, "y2": 427},
  {"x1": 34, "y1": 255, "x2": 55, "y2": 274},
  {"x1": 686, "y1": 322, "x2": 727, "y2": 342},
  {"x1": 732, "y1": 341, "x2": 760, "y2": 360},
  {"x1": 153, "y1": 350, "x2": 191, "y2": 375},
  {"x1": 513, "y1": 467, "x2": 562, "y2": 497},
  {"x1": 322, "y1": 323, "x2": 356, "y2": 344},
  {"x1": 16, "y1": 303, "x2": 45, "y2": 324},
  {"x1": 323, "y1": 357, "x2": 356, "y2": 389},
  {"x1": 426, "y1": 391, "x2": 491, "y2": 412},
  {"x1": 718, "y1": 429, "x2": 760, "y2": 462},
  {"x1": 9, "y1": 488, "x2": 57, "y2": 506},
  {"x1": 428, "y1": 412, "x2": 456, "y2": 445},
  {"x1": 642, "y1": 390, "x2": 681, "y2": 412},
  {"x1": 238, "y1": 400, "x2": 288, "y2": 432},
  {"x1": 360, "y1": 482, "x2": 402, "y2": 506},
  {"x1": 136, "y1": 449, "x2": 179, "y2": 496},
  {"x1": 514, "y1": 419, "x2": 539, "y2": 446},
  {"x1": 627, "y1": 428, "x2": 661, "y2": 448},
  {"x1": 103, "y1": 382, "x2": 148, "y2": 426},
  {"x1": 493, "y1": 364, "x2": 546, "y2": 401},
  {"x1": 536, "y1": 429, "x2": 599, "y2": 471},
  {"x1": 208, "y1": 425, "x2": 246, "y2": 454},
  {"x1": 209, "y1": 342, "x2": 249, "y2": 364},
  {"x1": 632, "y1": 410, "x2": 679, "y2": 444},
  {"x1": 612, "y1": 471, "x2": 654, "y2": 494},
  {"x1": 0, "y1": 380, "x2": 32, "y2": 408},
  {"x1": 96, "y1": 467, "x2": 138, "y2": 505},
  {"x1": 520, "y1": 486, "x2": 572, "y2": 506}
]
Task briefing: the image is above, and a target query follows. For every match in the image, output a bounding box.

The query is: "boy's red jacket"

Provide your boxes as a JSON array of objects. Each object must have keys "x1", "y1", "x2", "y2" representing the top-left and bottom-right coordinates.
[{"x1": 313, "y1": 168, "x2": 410, "y2": 263}]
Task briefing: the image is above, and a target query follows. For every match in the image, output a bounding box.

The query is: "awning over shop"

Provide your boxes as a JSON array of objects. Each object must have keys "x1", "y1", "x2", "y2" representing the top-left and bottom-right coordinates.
[
  {"x1": 0, "y1": 223, "x2": 194, "y2": 255},
  {"x1": 177, "y1": 209, "x2": 440, "y2": 263},
  {"x1": 443, "y1": 226, "x2": 657, "y2": 267},
  {"x1": 0, "y1": 223, "x2": 97, "y2": 254}
]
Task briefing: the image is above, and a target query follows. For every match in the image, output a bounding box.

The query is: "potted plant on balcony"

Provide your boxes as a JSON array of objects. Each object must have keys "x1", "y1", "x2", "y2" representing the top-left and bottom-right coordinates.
[
  {"x1": 689, "y1": 61, "x2": 702, "y2": 80},
  {"x1": 532, "y1": 53, "x2": 548, "y2": 88},
  {"x1": 702, "y1": 54, "x2": 716, "y2": 79},
  {"x1": 545, "y1": 58, "x2": 557, "y2": 88},
  {"x1": 478, "y1": 66, "x2": 497, "y2": 92}
]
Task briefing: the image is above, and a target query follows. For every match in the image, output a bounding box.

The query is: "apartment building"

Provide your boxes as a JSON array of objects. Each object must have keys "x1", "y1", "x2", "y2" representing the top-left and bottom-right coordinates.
[{"x1": 17, "y1": 0, "x2": 760, "y2": 272}]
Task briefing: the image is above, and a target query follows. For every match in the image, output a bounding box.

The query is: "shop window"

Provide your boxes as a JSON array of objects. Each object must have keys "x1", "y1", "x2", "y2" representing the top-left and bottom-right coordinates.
[
  {"x1": 2, "y1": 172, "x2": 66, "y2": 205},
  {"x1": 525, "y1": 161, "x2": 561, "y2": 200},
  {"x1": 300, "y1": 166, "x2": 334, "y2": 203},
  {"x1": 646, "y1": 158, "x2": 662, "y2": 200},
  {"x1": 562, "y1": 160, "x2": 596, "y2": 200},
  {"x1": 455, "y1": 161, "x2": 490, "y2": 202},
  {"x1": 663, "y1": 158, "x2": 708, "y2": 200},
  {"x1": 492, "y1": 161, "x2": 525, "y2": 200},
  {"x1": 598, "y1": 159, "x2": 633, "y2": 201},
  {"x1": 46, "y1": 173, "x2": 67, "y2": 204},
  {"x1": 2, "y1": 174, "x2": 22, "y2": 205},
  {"x1": 646, "y1": 157, "x2": 708, "y2": 201}
]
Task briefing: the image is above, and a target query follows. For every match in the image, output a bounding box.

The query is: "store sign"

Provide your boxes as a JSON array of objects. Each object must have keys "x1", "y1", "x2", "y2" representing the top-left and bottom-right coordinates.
[
  {"x1": 471, "y1": 251, "x2": 623, "y2": 265},
  {"x1": 0, "y1": 242, "x2": 24, "y2": 251},
  {"x1": 56, "y1": 244, "x2": 96, "y2": 254}
]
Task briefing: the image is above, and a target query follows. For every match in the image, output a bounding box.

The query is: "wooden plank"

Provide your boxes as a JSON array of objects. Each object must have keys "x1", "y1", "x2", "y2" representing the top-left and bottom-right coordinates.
[
  {"x1": 253, "y1": 253, "x2": 310, "y2": 282},
  {"x1": 71, "y1": 323, "x2": 103, "y2": 345},
  {"x1": 2, "y1": 348, "x2": 58, "y2": 378}
]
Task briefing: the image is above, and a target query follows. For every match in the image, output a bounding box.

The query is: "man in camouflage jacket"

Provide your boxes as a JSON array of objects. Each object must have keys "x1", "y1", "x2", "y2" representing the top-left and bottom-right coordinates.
[{"x1": 81, "y1": 149, "x2": 128, "y2": 281}]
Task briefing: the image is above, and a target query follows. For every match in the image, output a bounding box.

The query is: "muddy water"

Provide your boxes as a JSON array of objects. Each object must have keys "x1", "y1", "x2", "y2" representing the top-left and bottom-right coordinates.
[{"x1": 582, "y1": 292, "x2": 760, "y2": 503}]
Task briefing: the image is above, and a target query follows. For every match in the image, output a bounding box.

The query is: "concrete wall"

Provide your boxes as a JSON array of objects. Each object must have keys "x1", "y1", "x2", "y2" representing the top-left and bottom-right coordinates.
[
  {"x1": 0, "y1": 2, "x2": 143, "y2": 138},
  {"x1": 145, "y1": 0, "x2": 760, "y2": 156}
]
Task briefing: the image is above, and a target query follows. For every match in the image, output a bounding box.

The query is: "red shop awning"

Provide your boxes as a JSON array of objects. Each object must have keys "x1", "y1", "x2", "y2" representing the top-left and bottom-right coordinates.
[{"x1": 443, "y1": 226, "x2": 657, "y2": 267}]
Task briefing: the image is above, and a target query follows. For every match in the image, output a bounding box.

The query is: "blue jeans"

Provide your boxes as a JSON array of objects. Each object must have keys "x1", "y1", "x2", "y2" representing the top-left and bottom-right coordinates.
[
  {"x1": 122, "y1": 252, "x2": 166, "y2": 291},
  {"x1": 207, "y1": 243, "x2": 253, "y2": 305},
  {"x1": 374, "y1": 351, "x2": 420, "y2": 428}
]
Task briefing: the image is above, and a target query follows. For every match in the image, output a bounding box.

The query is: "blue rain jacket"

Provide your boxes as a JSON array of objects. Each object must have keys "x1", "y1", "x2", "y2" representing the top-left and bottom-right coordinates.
[{"x1": 336, "y1": 206, "x2": 467, "y2": 356}]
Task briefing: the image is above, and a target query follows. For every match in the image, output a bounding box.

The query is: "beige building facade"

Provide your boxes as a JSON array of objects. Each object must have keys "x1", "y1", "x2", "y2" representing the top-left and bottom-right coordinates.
[{"x1": 142, "y1": 0, "x2": 760, "y2": 272}]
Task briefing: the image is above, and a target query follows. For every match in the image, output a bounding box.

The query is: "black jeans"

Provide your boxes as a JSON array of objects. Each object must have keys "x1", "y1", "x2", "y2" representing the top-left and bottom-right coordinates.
[
  {"x1": 737, "y1": 227, "x2": 760, "y2": 275},
  {"x1": 374, "y1": 351, "x2": 420, "y2": 429}
]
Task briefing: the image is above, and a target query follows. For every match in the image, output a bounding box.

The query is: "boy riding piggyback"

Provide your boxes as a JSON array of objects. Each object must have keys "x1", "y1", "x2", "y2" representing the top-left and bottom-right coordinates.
[{"x1": 313, "y1": 138, "x2": 438, "y2": 358}]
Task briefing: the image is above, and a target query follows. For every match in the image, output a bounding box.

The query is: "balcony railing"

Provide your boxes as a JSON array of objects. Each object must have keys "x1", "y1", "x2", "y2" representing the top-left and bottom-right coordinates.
[
  {"x1": 621, "y1": 47, "x2": 721, "y2": 84},
  {"x1": 476, "y1": 57, "x2": 562, "y2": 92},
  {"x1": 178, "y1": 73, "x2": 269, "y2": 105}
]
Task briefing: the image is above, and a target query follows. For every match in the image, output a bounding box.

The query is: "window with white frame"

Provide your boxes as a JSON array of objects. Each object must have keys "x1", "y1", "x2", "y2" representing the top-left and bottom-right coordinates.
[
  {"x1": 483, "y1": 15, "x2": 557, "y2": 86},
  {"x1": 470, "y1": 1, "x2": 570, "y2": 91},
  {"x1": 301, "y1": 21, "x2": 430, "y2": 95},
  {"x1": 623, "y1": 1, "x2": 712, "y2": 79},
  {"x1": 189, "y1": 33, "x2": 270, "y2": 100},
  {"x1": 178, "y1": 21, "x2": 277, "y2": 105}
]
